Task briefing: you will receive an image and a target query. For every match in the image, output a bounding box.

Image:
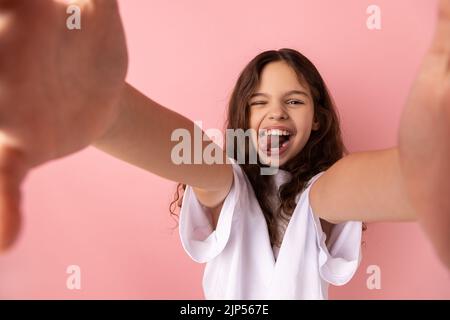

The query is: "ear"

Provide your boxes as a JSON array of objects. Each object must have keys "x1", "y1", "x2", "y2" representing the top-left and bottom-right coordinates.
[{"x1": 312, "y1": 118, "x2": 320, "y2": 131}]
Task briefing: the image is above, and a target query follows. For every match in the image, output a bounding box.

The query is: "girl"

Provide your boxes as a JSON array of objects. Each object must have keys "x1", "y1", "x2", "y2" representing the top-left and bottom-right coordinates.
[
  {"x1": 0, "y1": 0, "x2": 448, "y2": 299},
  {"x1": 173, "y1": 49, "x2": 364, "y2": 299}
]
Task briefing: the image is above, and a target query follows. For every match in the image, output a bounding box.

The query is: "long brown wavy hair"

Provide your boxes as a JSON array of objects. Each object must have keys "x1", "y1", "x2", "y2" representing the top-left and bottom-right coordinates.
[{"x1": 170, "y1": 48, "x2": 360, "y2": 246}]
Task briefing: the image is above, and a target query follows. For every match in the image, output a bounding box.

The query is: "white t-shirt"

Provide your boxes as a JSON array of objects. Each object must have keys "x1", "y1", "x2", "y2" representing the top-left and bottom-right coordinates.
[{"x1": 179, "y1": 159, "x2": 362, "y2": 300}]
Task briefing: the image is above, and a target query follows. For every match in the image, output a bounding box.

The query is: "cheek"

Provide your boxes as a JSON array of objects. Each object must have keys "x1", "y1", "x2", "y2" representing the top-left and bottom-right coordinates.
[
  {"x1": 247, "y1": 113, "x2": 260, "y2": 151},
  {"x1": 248, "y1": 111, "x2": 259, "y2": 129},
  {"x1": 291, "y1": 127, "x2": 314, "y2": 153},
  {"x1": 290, "y1": 119, "x2": 315, "y2": 148},
  {"x1": 248, "y1": 114, "x2": 261, "y2": 135},
  {"x1": 292, "y1": 110, "x2": 315, "y2": 132}
]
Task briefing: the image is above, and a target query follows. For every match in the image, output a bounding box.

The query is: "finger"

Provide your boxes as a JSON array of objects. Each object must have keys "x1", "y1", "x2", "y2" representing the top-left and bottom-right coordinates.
[
  {"x1": 0, "y1": 0, "x2": 16, "y2": 34},
  {"x1": 0, "y1": 145, "x2": 27, "y2": 253},
  {"x1": 0, "y1": 0, "x2": 26, "y2": 10},
  {"x1": 0, "y1": 0, "x2": 37, "y2": 38},
  {"x1": 429, "y1": 0, "x2": 450, "y2": 55}
]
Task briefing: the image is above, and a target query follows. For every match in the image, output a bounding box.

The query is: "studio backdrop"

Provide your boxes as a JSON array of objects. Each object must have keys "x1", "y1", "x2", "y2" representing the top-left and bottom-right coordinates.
[{"x1": 0, "y1": 0, "x2": 448, "y2": 299}]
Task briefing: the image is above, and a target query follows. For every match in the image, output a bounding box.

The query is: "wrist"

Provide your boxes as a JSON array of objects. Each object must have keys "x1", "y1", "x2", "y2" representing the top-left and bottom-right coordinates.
[{"x1": 92, "y1": 82, "x2": 130, "y2": 147}]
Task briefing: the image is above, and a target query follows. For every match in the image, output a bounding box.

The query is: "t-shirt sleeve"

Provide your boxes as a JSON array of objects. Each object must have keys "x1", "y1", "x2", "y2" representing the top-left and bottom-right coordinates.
[
  {"x1": 178, "y1": 160, "x2": 246, "y2": 263},
  {"x1": 306, "y1": 171, "x2": 363, "y2": 286}
]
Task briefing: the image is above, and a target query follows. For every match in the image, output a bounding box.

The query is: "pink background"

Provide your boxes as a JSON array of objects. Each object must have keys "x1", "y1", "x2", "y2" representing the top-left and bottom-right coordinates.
[{"x1": 1, "y1": 0, "x2": 449, "y2": 299}]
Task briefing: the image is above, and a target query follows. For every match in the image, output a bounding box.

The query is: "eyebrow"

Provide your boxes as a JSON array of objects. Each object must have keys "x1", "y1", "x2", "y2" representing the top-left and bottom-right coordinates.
[{"x1": 250, "y1": 90, "x2": 310, "y2": 99}]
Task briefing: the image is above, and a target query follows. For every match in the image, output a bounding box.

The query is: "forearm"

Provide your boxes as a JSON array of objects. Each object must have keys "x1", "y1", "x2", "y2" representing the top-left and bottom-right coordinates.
[
  {"x1": 93, "y1": 83, "x2": 232, "y2": 191},
  {"x1": 398, "y1": 90, "x2": 450, "y2": 267}
]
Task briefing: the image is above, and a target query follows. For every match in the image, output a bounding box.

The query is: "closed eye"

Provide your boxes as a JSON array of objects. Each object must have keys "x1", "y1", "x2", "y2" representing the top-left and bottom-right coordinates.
[{"x1": 249, "y1": 101, "x2": 267, "y2": 106}]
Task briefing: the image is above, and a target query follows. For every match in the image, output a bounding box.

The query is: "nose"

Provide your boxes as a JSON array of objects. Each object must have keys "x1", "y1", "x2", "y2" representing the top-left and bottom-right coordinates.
[{"x1": 268, "y1": 105, "x2": 288, "y2": 121}]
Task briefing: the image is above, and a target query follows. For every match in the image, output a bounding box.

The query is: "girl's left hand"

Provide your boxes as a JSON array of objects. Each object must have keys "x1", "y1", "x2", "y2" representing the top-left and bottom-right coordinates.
[{"x1": 399, "y1": 0, "x2": 450, "y2": 267}]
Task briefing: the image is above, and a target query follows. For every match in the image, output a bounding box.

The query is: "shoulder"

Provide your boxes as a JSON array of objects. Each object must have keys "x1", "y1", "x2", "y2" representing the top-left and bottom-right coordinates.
[{"x1": 308, "y1": 170, "x2": 343, "y2": 225}]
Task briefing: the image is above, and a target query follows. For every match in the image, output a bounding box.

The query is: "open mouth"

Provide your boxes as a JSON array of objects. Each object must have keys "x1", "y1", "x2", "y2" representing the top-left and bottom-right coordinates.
[{"x1": 258, "y1": 129, "x2": 294, "y2": 156}]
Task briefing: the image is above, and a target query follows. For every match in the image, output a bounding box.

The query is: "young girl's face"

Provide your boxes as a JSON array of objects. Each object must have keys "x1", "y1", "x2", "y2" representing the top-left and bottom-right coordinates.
[{"x1": 249, "y1": 61, "x2": 319, "y2": 166}]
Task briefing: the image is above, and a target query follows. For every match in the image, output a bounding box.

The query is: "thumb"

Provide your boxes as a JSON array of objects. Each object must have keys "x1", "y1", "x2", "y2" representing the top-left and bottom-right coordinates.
[
  {"x1": 0, "y1": 145, "x2": 27, "y2": 253},
  {"x1": 0, "y1": 0, "x2": 23, "y2": 9},
  {"x1": 429, "y1": 0, "x2": 450, "y2": 55}
]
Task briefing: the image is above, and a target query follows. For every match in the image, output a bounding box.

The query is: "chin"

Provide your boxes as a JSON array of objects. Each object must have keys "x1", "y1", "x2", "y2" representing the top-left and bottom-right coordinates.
[{"x1": 257, "y1": 150, "x2": 292, "y2": 168}]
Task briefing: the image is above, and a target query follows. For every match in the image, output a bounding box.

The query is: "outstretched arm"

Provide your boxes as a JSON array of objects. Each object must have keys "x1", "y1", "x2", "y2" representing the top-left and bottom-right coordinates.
[
  {"x1": 0, "y1": 0, "x2": 232, "y2": 252},
  {"x1": 310, "y1": 0, "x2": 450, "y2": 268},
  {"x1": 93, "y1": 83, "x2": 232, "y2": 192},
  {"x1": 93, "y1": 83, "x2": 233, "y2": 204},
  {"x1": 398, "y1": 0, "x2": 450, "y2": 267}
]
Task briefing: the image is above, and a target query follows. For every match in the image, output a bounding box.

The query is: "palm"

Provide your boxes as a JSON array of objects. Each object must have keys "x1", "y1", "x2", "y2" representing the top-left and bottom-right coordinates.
[
  {"x1": 0, "y1": 0, "x2": 128, "y2": 164},
  {"x1": 399, "y1": 0, "x2": 450, "y2": 267},
  {"x1": 0, "y1": 0, "x2": 128, "y2": 250}
]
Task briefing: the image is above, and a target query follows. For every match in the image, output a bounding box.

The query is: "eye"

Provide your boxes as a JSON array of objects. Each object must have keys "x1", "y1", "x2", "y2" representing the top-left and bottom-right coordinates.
[
  {"x1": 249, "y1": 101, "x2": 267, "y2": 106},
  {"x1": 286, "y1": 100, "x2": 304, "y2": 105}
]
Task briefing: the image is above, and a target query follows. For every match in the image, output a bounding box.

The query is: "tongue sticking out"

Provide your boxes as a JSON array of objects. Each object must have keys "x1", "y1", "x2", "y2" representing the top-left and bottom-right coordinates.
[{"x1": 260, "y1": 135, "x2": 289, "y2": 151}]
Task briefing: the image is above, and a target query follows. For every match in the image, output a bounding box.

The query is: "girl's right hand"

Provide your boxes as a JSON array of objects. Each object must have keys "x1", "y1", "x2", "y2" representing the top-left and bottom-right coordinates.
[{"x1": 0, "y1": 0, "x2": 128, "y2": 251}]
